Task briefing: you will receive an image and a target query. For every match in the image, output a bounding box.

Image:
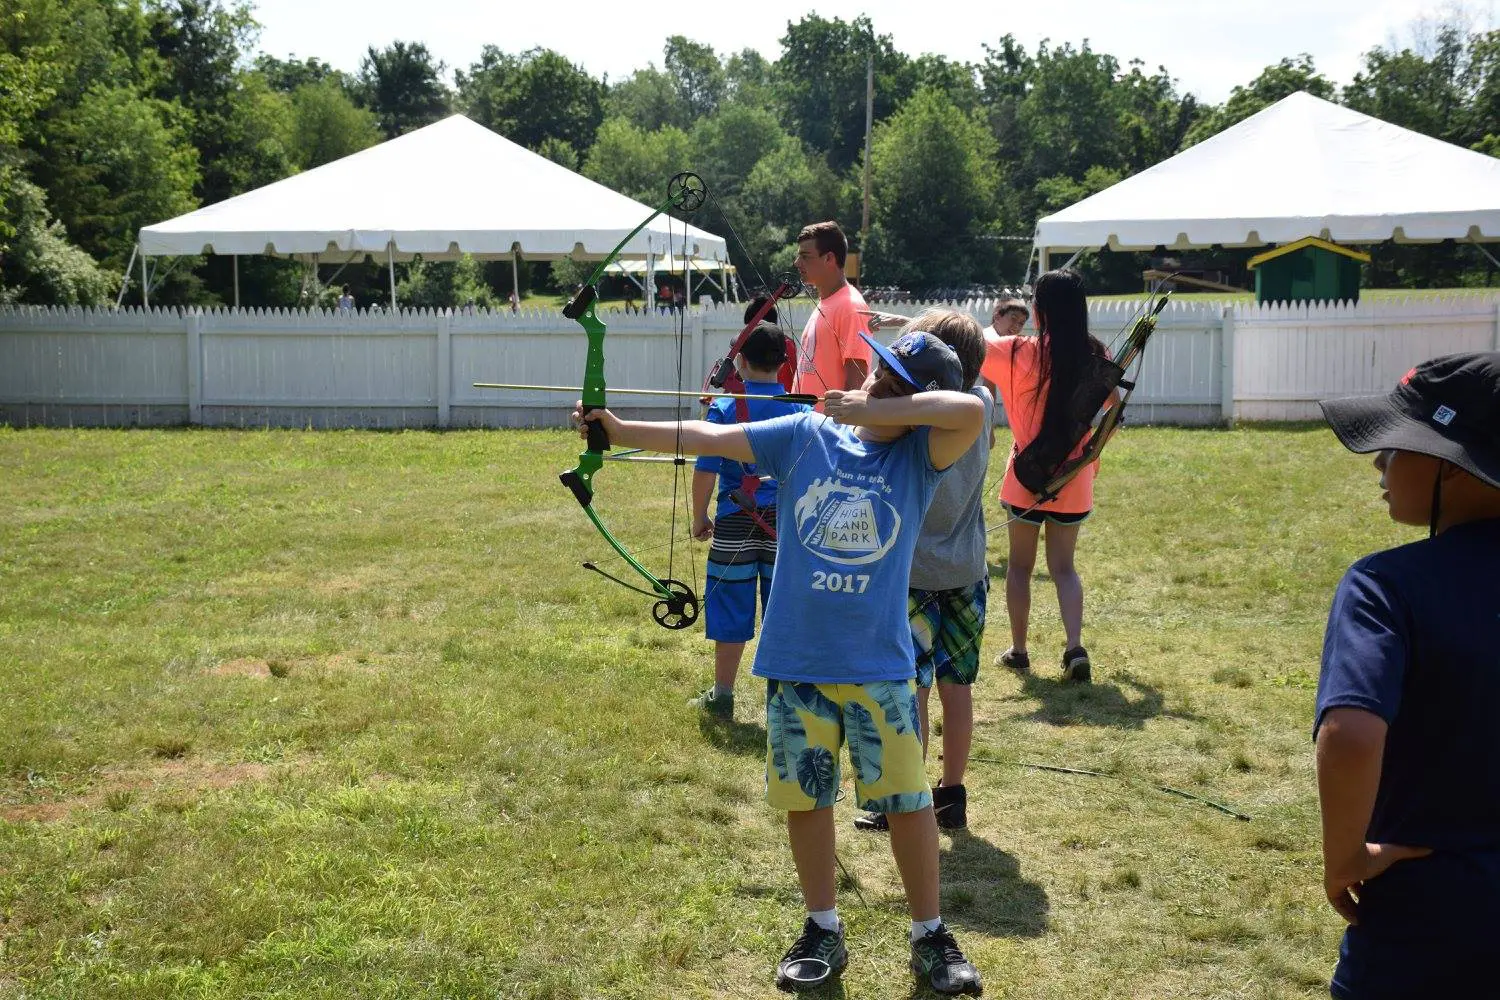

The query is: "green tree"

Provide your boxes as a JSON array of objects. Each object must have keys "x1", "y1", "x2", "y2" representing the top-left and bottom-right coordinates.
[
  {"x1": 581, "y1": 118, "x2": 693, "y2": 203},
  {"x1": 738, "y1": 135, "x2": 843, "y2": 268},
  {"x1": 690, "y1": 104, "x2": 786, "y2": 201},
  {"x1": 254, "y1": 53, "x2": 340, "y2": 93},
  {"x1": 664, "y1": 35, "x2": 725, "y2": 122},
  {"x1": 909, "y1": 54, "x2": 980, "y2": 114},
  {"x1": 0, "y1": 176, "x2": 116, "y2": 305},
  {"x1": 289, "y1": 77, "x2": 381, "y2": 169},
  {"x1": 605, "y1": 65, "x2": 683, "y2": 132},
  {"x1": 725, "y1": 48, "x2": 776, "y2": 111},
  {"x1": 43, "y1": 84, "x2": 200, "y2": 269},
  {"x1": 866, "y1": 87, "x2": 1000, "y2": 289},
  {"x1": 1342, "y1": 25, "x2": 1468, "y2": 143},
  {"x1": 356, "y1": 40, "x2": 451, "y2": 139},
  {"x1": 775, "y1": 14, "x2": 911, "y2": 173},
  {"x1": 455, "y1": 47, "x2": 603, "y2": 155},
  {"x1": 398, "y1": 254, "x2": 500, "y2": 309},
  {"x1": 146, "y1": 0, "x2": 260, "y2": 204}
]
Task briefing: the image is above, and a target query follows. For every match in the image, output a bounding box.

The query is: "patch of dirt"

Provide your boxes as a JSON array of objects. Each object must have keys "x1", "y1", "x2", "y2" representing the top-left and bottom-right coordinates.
[
  {"x1": 1, "y1": 757, "x2": 277, "y2": 824},
  {"x1": 207, "y1": 657, "x2": 272, "y2": 679}
]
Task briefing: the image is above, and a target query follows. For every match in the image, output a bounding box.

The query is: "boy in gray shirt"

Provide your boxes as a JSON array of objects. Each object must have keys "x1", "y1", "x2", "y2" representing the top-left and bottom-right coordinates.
[{"x1": 855, "y1": 309, "x2": 993, "y2": 831}]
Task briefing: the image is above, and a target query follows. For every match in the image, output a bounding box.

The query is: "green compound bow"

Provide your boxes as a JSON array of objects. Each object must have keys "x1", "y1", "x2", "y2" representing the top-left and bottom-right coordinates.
[{"x1": 558, "y1": 171, "x2": 707, "y2": 629}]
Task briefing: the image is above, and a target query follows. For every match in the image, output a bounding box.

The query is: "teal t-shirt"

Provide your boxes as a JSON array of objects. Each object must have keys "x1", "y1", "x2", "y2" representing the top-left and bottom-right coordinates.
[{"x1": 742, "y1": 412, "x2": 944, "y2": 683}]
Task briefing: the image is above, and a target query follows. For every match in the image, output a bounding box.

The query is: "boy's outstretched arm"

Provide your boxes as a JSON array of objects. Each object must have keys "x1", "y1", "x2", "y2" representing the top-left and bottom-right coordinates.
[
  {"x1": 1315, "y1": 707, "x2": 1431, "y2": 924},
  {"x1": 823, "y1": 389, "x2": 984, "y2": 470},
  {"x1": 572, "y1": 403, "x2": 755, "y2": 464}
]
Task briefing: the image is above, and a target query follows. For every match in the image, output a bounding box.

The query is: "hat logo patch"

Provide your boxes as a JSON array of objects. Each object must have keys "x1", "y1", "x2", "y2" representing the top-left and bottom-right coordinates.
[{"x1": 1432, "y1": 404, "x2": 1457, "y2": 426}]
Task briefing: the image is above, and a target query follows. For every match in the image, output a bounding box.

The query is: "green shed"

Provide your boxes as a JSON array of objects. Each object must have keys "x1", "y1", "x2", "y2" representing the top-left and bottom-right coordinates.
[{"x1": 1248, "y1": 237, "x2": 1369, "y2": 305}]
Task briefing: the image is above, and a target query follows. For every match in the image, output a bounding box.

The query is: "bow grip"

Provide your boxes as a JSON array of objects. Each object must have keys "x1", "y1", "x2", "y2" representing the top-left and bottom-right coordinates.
[
  {"x1": 563, "y1": 285, "x2": 597, "y2": 320},
  {"x1": 580, "y1": 404, "x2": 610, "y2": 452}
]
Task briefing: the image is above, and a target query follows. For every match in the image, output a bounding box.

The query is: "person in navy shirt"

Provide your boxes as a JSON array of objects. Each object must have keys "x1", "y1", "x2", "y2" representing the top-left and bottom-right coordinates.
[
  {"x1": 573, "y1": 321, "x2": 986, "y2": 996},
  {"x1": 1316, "y1": 352, "x2": 1500, "y2": 999}
]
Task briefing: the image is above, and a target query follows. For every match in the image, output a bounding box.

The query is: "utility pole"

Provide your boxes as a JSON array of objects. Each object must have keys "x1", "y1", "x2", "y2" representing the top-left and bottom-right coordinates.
[{"x1": 860, "y1": 53, "x2": 874, "y2": 264}]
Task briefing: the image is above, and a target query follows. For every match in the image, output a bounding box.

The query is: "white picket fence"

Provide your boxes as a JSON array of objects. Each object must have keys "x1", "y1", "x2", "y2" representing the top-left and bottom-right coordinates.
[{"x1": 2, "y1": 296, "x2": 1497, "y2": 428}]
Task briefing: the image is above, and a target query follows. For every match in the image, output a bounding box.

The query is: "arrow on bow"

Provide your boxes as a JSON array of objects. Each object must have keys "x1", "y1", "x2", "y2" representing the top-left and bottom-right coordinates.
[
  {"x1": 473, "y1": 382, "x2": 820, "y2": 406},
  {"x1": 555, "y1": 171, "x2": 708, "y2": 629}
]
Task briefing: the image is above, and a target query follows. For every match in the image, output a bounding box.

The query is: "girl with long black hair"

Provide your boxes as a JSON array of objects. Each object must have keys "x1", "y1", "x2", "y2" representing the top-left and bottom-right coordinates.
[{"x1": 979, "y1": 268, "x2": 1112, "y2": 683}]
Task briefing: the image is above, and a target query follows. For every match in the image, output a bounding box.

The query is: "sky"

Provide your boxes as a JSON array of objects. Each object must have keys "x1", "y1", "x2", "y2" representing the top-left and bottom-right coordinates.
[{"x1": 250, "y1": 0, "x2": 1490, "y2": 104}]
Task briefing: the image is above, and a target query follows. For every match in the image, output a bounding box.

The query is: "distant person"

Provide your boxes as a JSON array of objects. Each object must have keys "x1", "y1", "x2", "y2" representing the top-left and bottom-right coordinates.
[
  {"x1": 509, "y1": 290, "x2": 520, "y2": 314},
  {"x1": 1314, "y1": 352, "x2": 1500, "y2": 1000},
  {"x1": 790, "y1": 221, "x2": 872, "y2": 407},
  {"x1": 657, "y1": 283, "x2": 674, "y2": 316},
  {"x1": 980, "y1": 296, "x2": 1028, "y2": 405},
  {"x1": 623, "y1": 284, "x2": 640, "y2": 314},
  {"x1": 337, "y1": 284, "x2": 354, "y2": 311}
]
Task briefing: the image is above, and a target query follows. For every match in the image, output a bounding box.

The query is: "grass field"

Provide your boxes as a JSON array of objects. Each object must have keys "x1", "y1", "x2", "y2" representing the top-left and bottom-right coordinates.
[{"x1": 0, "y1": 423, "x2": 1414, "y2": 999}]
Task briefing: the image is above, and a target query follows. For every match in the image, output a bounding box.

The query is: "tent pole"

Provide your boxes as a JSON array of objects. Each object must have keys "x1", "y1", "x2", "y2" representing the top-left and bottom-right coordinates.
[
  {"x1": 646, "y1": 251, "x2": 655, "y2": 314},
  {"x1": 233, "y1": 255, "x2": 240, "y2": 308},
  {"x1": 116, "y1": 244, "x2": 138, "y2": 308},
  {"x1": 141, "y1": 252, "x2": 150, "y2": 308},
  {"x1": 511, "y1": 248, "x2": 520, "y2": 308},
  {"x1": 388, "y1": 243, "x2": 397, "y2": 310}
]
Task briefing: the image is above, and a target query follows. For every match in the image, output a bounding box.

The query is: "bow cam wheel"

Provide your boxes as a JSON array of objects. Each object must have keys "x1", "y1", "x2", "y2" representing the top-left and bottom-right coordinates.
[
  {"x1": 652, "y1": 579, "x2": 700, "y2": 630},
  {"x1": 668, "y1": 172, "x2": 707, "y2": 213}
]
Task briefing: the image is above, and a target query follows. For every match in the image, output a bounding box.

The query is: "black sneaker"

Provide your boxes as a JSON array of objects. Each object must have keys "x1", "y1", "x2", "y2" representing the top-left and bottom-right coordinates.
[
  {"x1": 997, "y1": 647, "x2": 1030, "y2": 673},
  {"x1": 910, "y1": 923, "x2": 982, "y2": 996},
  {"x1": 1061, "y1": 646, "x2": 1092, "y2": 684},
  {"x1": 853, "y1": 810, "x2": 889, "y2": 832},
  {"x1": 775, "y1": 917, "x2": 848, "y2": 992},
  {"x1": 933, "y1": 782, "x2": 967, "y2": 830}
]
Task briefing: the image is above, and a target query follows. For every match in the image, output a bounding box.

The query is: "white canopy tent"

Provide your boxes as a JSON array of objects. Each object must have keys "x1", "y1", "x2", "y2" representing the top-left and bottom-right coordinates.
[
  {"x1": 605, "y1": 252, "x2": 739, "y2": 303},
  {"x1": 133, "y1": 114, "x2": 728, "y2": 307},
  {"x1": 1033, "y1": 91, "x2": 1500, "y2": 270}
]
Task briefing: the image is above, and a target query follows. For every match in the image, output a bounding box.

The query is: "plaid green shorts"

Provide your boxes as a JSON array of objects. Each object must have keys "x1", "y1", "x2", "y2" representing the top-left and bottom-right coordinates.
[{"x1": 909, "y1": 576, "x2": 989, "y2": 688}]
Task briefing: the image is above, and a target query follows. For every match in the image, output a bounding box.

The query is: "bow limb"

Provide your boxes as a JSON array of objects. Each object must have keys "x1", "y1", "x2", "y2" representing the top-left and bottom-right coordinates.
[
  {"x1": 558, "y1": 172, "x2": 706, "y2": 629},
  {"x1": 704, "y1": 271, "x2": 804, "y2": 398}
]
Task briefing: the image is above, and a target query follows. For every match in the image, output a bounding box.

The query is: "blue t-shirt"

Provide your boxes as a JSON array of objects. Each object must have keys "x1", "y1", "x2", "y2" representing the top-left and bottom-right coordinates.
[
  {"x1": 742, "y1": 412, "x2": 944, "y2": 684},
  {"x1": 1315, "y1": 518, "x2": 1500, "y2": 997},
  {"x1": 693, "y1": 381, "x2": 810, "y2": 518}
]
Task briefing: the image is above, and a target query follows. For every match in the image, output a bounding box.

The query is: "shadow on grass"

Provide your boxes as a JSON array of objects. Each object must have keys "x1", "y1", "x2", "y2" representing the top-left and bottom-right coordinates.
[
  {"x1": 939, "y1": 829, "x2": 1049, "y2": 940},
  {"x1": 1017, "y1": 671, "x2": 1195, "y2": 729},
  {"x1": 697, "y1": 713, "x2": 767, "y2": 757}
]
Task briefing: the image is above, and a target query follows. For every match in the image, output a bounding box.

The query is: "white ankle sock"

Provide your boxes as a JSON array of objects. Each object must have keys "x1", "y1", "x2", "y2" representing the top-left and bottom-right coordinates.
[
  {"x1": 712, "y1": 682, "x2": 733, "y2": 698},
  {"x1": 809, "y1": 908, "x2": 840, "y2": 931},
  {"x1": 911, "y1": 916, "x2": 942, "y2": 942}
]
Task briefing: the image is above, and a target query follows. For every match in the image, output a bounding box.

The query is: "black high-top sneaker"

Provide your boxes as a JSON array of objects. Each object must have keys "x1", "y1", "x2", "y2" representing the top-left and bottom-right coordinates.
[{"x1": 933, "y1": 781, "x2": 967, "y2": 830}]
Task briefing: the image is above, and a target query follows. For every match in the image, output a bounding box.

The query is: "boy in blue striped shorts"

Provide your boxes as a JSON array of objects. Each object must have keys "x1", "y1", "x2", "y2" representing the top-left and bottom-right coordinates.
[{"x1": 690, "y1": 324, "x2": 809, "y2": 718}]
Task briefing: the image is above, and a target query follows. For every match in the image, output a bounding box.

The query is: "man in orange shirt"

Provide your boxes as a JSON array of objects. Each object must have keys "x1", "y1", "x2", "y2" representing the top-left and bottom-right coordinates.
[{"x1": 791, "y1": 222, "x2": 871, "y2": 403}]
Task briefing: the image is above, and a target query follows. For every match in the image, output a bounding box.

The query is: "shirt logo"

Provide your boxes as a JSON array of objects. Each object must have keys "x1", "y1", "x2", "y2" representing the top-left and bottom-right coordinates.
[
  {"x1": 793, "y1": 476, "x2": 902, "y2": 566},
  {"x1": 1433, "y1": 404, "x2": 1457, "y2": 426}
]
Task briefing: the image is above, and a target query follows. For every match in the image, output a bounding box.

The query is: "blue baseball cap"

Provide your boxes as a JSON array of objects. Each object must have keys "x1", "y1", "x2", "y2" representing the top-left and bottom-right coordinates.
[{"x1": 859, "y1": 331, "x2": 964, "y2": 392}]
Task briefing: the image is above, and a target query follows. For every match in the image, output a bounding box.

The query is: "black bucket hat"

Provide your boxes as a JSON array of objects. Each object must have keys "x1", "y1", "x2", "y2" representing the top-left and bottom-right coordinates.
[{"x1": 1319, "y1": 351, "x2": 1500, "y2": 490}]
